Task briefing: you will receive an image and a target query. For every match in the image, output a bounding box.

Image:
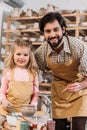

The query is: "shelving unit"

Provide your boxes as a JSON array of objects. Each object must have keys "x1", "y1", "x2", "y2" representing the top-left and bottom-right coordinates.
[
  {"x1": 0, "y1": 11, "x2": 87, "y2": 86},
  {"x1": 4, "y1": 16, "x2": 42, "y2": 41},
  {"x1": 1, "y1": 10, "x2": 87, "y2": 116},
  {"x1": 39, "y1": 82, "x2": 51, "y2": 113},
  {"x1": 1, "y1": 11, "x2": 87, "y2": 79},
  {"x1": 1, "y1": 11, "x2": 87, "y2": 57},
  {"x1": 3, "y1": 16, "x2": 42, "y2": 57},
  {"x1": 62, "y1": 12, "x2": 87, "y2": 37}
]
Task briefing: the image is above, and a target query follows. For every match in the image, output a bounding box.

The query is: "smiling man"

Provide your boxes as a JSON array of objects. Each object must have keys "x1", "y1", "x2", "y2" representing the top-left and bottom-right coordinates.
[{"x1": 35, "y1": 12, "x2": 87, "y2": 130}]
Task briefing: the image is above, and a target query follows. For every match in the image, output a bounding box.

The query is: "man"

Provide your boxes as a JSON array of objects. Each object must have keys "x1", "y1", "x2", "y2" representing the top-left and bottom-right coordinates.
[{"x1": 35, "y1": 12, "x2": 87, "y2": 130}]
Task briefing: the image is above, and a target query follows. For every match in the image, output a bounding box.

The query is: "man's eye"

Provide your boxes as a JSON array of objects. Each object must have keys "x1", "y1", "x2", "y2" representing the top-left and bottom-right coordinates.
[
  {"x1": 45, "y1": 30, "x2": 51, "y2": 33},
  {"x1": 54, "y1": 27, "x2": 60, "y2": 32},
  {"x1": 44, "y1": 27, "x2": 60, "y2": 33}
]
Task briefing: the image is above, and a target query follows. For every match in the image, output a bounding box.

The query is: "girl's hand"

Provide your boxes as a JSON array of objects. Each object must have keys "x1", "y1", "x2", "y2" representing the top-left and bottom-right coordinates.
[
  {"x1": 67, "y1": 82, "x2": 82, "y2": 92},
  {"x1": 1, "y1": 98, "x2": 12, "y2": 108}
]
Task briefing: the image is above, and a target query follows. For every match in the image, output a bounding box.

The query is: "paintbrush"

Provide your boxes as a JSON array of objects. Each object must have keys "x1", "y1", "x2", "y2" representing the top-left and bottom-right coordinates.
[{"x1": 61, "y1": 87, "x2": 68, "y2": 93}]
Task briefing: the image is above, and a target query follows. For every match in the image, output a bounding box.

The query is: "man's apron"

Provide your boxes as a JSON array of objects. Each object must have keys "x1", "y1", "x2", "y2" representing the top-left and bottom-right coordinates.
[
  {"x1": 0, "y1": 69, "x2": 33, "y2": 115},
  {"x1": 47, "y1": 49, "x2": 87, "y2": 119}
]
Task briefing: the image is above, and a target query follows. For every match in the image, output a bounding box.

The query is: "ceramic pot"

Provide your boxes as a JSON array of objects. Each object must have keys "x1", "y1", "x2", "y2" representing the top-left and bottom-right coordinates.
[
  {"x1": 25, "y1": 9, "x2": 32, "y2": 17},
  {"x1": 11, "y1": 8, "x2": 20, "y2": 17},
  {"x1": 46, "y1": 4, "x2": 54, "y2": 13}
]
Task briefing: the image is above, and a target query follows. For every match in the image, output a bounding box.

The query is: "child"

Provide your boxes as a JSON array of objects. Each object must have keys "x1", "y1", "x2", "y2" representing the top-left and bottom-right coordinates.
[{"x1": 0, "y1": 39, "x2": 39, "y2": 125}]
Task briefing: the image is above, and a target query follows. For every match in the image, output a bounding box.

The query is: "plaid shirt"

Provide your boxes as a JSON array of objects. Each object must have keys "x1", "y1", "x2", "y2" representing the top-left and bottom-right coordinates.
[{"x1": 35, "y1": 36, "x2": 87, "y2": 76}]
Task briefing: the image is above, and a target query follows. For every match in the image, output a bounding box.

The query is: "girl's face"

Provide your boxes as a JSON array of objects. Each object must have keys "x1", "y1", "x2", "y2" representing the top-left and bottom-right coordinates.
[{"x1": 14, "y1": 46, "x2": 30, "y2": 68}]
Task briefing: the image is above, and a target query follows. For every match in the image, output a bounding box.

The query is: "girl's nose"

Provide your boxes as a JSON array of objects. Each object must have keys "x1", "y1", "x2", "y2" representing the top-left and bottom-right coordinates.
[{"x1": 20, "y1": 55, "x2": 24, "y2": 59}]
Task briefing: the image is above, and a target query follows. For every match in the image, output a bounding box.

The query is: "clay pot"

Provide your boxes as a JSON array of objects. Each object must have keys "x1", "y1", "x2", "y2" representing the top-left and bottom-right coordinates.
[{"x1": 11, "y1": 8, "x2": 20, "y2": 17}]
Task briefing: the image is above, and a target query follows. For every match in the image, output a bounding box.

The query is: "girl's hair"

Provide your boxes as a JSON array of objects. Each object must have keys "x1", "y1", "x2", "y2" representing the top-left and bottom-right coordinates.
[{"x1": 4, "y1": 39, "x2": 38, "y2": 76}]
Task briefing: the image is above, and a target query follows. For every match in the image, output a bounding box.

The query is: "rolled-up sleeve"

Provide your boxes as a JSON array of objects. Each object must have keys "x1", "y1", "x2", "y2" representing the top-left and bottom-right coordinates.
[{"x1": 79, "y1": 44, "x2": 87, "y2": 76}]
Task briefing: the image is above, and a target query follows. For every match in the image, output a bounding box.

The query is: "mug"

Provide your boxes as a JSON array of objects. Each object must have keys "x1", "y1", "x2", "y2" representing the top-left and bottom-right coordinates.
[{"x1": 47, "y1": 120, "x2": 55, "y2": 130}]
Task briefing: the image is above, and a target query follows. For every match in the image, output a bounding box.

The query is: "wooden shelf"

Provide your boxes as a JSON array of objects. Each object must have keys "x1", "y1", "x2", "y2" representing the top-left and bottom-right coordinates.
[
  {"x1": 39, "y1": 83, "x2": 51, "y2": 87},
  {"x1": 8, "y1": 16, "x2": 42, "y2": 21},
  {"x1": 39, "y1": 90, "x2": 51, "y2": 95},
  {"x1": 5, "y1": 26, "x2": 87, "y2": 32},
  {"x1": 3, "y1": 41, "x2": 42, "y2": 46},
  {"x1": 4, "y1": 28, "x2": 40, "y2": 33},
  {"x1": 2, "y1": 11, "x2": 87, "y2": 60},
  {"x1": 62, "y1": 12, "x2": 87, "y2": 17}
]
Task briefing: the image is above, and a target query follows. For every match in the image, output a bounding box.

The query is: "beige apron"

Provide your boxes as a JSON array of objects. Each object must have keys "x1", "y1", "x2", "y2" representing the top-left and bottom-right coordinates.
[
  {"x1": 0, "y1": 69, "x2": 33, "y2": 115},
  {"x1": 47, "y1": 46, "x2": 87, "y2": 119}
]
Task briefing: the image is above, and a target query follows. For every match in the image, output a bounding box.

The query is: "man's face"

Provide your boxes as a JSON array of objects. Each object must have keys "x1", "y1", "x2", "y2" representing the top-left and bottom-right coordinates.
[{"x1": 43, "y1": 19, "x2": 65, "y2": 49}]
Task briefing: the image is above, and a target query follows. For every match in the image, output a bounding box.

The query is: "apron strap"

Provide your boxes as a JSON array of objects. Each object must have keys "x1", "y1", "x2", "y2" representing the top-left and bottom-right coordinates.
[
  {"x1": 28, "y1": 70, "x2": 34, "y2": 82},
  {"x1": 10, "y1": 69, "x2": 14, "y2": 81}
]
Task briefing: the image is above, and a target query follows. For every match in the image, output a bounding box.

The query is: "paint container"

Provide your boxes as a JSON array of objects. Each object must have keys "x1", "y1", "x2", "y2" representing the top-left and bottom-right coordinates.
[{"x1": 47, "y1": 120, "x2": 55, "y2": 130}]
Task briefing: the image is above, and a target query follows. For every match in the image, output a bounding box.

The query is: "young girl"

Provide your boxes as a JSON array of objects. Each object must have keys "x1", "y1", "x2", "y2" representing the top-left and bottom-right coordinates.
[{"x1": 0, "y1": 39, "x2": 39, "y2": 125}]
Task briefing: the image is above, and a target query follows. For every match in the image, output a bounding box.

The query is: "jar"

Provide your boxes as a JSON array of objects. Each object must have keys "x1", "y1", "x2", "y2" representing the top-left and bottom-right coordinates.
[
  {"x1": 33, "y1": 22, "x2": 39, "y2": 28},
  {"x1": 46, "y1": 4, "x2": 54, "y2": 13},
  {"x1": 54, "y1": 6, "x2": 59, "y2": 12},
  {"x1": 37, "y1": 122, "x2": 46, "y2": 130},
  {"x1": 11, "y1": 8, "x2": 20, "y2": 17},
  {"x1": 20, "y1": 121, "x2": 29, "y2": 130},
  {"x1": 33, "y1": 123, "x2": 37, "y2": 130},
  {"x1": 39, "y1": 35, "x2": 44, "y2": 42},
  {"x1": 47, "y1": 120, "x2": 55, "y2": 130},
  {"x1": 25, "y1": 9, "x2": 32, "y2": 17},
  {"x1": 40, "y1": 124, "x2": 46, "y2": 130},
  {"x1": 39, "y1": 8, "x2": 46, "y2": 16}
]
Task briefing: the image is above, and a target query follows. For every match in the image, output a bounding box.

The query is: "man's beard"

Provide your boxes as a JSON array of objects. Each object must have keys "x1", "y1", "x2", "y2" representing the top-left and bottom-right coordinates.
[{"x1": 47, "y1": 36, "x2": 63, "y2": 50}]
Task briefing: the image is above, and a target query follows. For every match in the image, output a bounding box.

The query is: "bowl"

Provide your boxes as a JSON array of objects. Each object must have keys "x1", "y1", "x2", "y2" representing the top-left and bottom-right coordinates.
[
  {"x1": 21, "y1": 104, "x2": 36, "y2": 117},
  {"x1": 6, "y1": 114, "x2": 18, "y2": 126}
]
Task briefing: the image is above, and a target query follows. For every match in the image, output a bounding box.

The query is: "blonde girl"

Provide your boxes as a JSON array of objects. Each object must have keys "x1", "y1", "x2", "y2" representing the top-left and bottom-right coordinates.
[{"x1": 0, "y1": 39, "x2": 39, "y2": 125}]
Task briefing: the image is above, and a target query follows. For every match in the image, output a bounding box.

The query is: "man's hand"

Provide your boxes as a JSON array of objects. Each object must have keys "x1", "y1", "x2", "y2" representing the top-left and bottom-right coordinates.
[{"x1": 67, "y1": 82, "x2": 82, "y2": 92}]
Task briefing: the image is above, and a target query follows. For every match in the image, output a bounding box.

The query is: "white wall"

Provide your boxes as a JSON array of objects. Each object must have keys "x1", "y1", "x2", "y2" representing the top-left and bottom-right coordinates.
[
  {"x1": 22, "y1": 0, "x2": 87, "y2": 12},
  {"x1": 0, "y1": 0, "x2": 87, "y2": 13}
]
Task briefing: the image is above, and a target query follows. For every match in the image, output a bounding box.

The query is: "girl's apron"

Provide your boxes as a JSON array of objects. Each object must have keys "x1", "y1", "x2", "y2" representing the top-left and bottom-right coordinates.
[
  {"x1": 47, "y1": 45, "x2": 87, "y2": 119},
  {"x1": 0, "y1": 69, "x2": 33, "y2": 115}
]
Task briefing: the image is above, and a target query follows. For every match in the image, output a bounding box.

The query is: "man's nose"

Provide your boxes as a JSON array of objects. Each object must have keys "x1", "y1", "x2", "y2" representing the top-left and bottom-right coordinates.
[{"x1": 50, "y1": 30, "x2": 56, "y2": 37}]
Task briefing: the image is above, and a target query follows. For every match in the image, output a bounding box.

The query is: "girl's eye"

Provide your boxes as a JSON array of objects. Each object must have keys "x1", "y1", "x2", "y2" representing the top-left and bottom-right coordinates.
[
  {"x1": 16, "y1": 53, "x2": 21, "y2": 56},
  {"x1": 24, "y1": 54, "x2": 28, "y2": 56},
  {"x1": 15, "y1": 53, "x2": 29, "y2": 56}
]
